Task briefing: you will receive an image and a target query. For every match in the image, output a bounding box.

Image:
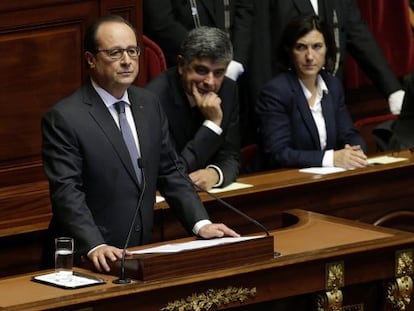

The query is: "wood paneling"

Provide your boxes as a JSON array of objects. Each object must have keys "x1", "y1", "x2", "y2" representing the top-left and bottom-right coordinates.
[
  {"x1": 0, "y1": 0, "x2": 142, "y2": 277},
  {"x1": 0, "y1": 2, "x2": 95, "y2": 175}
]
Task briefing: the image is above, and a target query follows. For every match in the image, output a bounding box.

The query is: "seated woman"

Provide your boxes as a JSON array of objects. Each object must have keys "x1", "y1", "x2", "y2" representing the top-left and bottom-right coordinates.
[{"x1": 255, "y1": 14, "x2": 368, "y2": 169}]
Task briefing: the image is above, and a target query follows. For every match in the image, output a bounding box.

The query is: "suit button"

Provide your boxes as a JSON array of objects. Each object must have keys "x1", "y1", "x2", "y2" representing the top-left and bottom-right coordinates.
[{"x1": 134, "y1": 225, "x2": 141, "y2": 232}]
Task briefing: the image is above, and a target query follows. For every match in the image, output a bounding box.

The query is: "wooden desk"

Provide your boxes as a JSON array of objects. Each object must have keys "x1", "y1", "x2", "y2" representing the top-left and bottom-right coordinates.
[
  {"x1": 157, "y1": 150, "x2": 414, "y2": 241},
  {"x1": 0, "y1": 210, "x2": 413, "y2": 311},
  {"x1": 1, "y1": 151, "x2": 414, "y2": 278}
]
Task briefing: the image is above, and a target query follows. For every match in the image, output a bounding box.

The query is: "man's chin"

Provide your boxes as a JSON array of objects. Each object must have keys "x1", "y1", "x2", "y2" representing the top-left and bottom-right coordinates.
[{"x1": 117, "y1": 76, "x2": 137, "y2": 85}]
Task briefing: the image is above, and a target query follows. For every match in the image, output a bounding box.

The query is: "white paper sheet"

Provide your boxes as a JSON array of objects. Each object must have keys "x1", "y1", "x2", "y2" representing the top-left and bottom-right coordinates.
[
  {"x1": 131, "y1": 236, "x2": 264, "y2": 254},
  {"x1": 209, "y1": 182, "x2": 253, "y2": 193},
  {"x1": 367, "y1": 155, "x2": 408, "y2": 165},
  {"x1": 156, "y1": 182, "x2": 253, "y2": 203},
  {"x1": 32, "y1": 271, "x2": 105, "y2": 289},
  {"x1": 298, "y1": 155, "x2": 408, "y2": 175},
  {"x1": 299, "y1": 167, "x2": 346, "y2": 175}
]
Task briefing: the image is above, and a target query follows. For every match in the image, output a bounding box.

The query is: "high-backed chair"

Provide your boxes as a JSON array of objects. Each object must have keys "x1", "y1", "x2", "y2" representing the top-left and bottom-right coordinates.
[
  {"x1": 354, "y1": 114, "x2": 398, "y2": 153},
  {"x1": 240, "y1": 144, "x2": 259, "y2": 174},
  {"x1": 141, "y1": 35, "x2": 167, "y2": 85},
  {"x1": 373, "y1": 210, "x2": 414, "y2": 233}
]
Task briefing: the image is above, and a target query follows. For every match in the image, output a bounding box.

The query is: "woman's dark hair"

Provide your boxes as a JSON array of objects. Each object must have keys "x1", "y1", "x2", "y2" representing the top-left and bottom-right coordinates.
[{"x1": 276, "y1": 14, "x2": 337, "y2": 73}]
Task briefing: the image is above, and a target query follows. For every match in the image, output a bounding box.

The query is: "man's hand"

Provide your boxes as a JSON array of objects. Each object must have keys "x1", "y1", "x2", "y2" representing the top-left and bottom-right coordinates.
[
  {"x1": 192, "y1": 84, "x2": 223, "y2": 126},
  {"x1": 334, "y1": 144, "x2": 368, "y2": 169},
  {"x1": 198, "y1": 223, "x2": 240, "y2": 239},
  {"x1": 88, "y1": 244, "x2": 132, "y2": 272},
  {"x1": 189, "y1": 168, "x2": 219, "y2": 190}
]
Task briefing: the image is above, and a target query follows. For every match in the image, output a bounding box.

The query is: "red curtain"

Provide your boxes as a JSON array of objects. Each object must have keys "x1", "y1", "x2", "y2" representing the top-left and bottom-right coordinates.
[{"x1": 344, "y1": 0, "x2": 414, "y2": 89}]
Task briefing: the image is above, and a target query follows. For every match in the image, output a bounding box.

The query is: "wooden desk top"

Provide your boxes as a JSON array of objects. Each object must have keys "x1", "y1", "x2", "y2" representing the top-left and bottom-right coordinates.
[
  {"x1": 155, "y1": 150, "x2": 414, "y2": 241},
  {"x1": 185, "y1": 150, "x2": 414, "y2": 205},
  {"x1": 1, "y1": 150, "x2": 413, "y2": 239},
  {"x1": 1, "y1": 210, "x2": 413, "y2": 311}
]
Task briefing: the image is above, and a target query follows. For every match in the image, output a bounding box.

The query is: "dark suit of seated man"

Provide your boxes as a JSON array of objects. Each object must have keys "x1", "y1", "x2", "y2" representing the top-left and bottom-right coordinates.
[{"x1": 146, "y1": 26, "x2": 240, "y2": 190}]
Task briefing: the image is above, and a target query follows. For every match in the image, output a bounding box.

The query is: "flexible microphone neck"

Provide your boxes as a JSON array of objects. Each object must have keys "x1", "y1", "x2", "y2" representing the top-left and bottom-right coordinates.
[
  {"x1": 113, "y1": 158, "x2": 146, "y2": 284},
  {"x1": 168, "y1": 152, "x2": 270, "y2": 236}
]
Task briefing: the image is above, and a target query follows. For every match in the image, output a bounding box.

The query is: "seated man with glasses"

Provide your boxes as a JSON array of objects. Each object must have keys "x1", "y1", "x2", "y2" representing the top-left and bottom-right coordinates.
[
  {"x1": 41, "y1": 15, "x2": 239, "y2": 273},
  {"x1": 146, "y1": 26, "x2": 241, "y2": 190}
]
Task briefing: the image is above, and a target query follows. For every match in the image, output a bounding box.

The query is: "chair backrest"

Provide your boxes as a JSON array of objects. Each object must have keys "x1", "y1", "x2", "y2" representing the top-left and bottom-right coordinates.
[
  {"x1": 354, "y1": 114, "x2": 398, "y2": 153},
  {"x1": 240, "y1": 144, "x2": 259, "y2": 174},
  {"x1": 141, "y1": 35, "x2": 167, "y2": 85},
  {"x1": 373, "y1": 210, "x2": 414, "y2": 233}
]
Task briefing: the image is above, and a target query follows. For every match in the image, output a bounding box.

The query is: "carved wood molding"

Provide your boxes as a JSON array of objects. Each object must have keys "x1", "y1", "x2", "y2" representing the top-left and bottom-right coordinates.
[{"x1": 160, "y1": 286, "x2": 256, "y2": 311}]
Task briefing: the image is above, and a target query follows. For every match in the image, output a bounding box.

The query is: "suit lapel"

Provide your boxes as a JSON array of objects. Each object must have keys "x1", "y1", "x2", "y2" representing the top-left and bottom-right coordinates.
[
  {"x1": 213, "y1": 0, "x2": 225, "y2": 29},
  {"x1": 83, "y1": 82, "x2": 140, "y2": 187},
  {"x1": 320, "y1": 88, "x2": 336, "y2": 148},
  {"x1": 292, "y1": 0, "x2": 315, "y2": 14},
  {"x1": 128, "y1": 90, "x2": 149, "y2": 189},
  {"x1": 198, "y1": 0, "x2": 222, "y2": 27},
  {"x1": 129, "y1": 92, "x2": 146, "y2": 162},
  {"x1": 171, "y1": 77, "x2": 200, "y2": 147},
  {"x1": 318, "y1": 0, "x2": 335, "y2": 27},
  {"x1": 288, "y1": 73, "x2": 321, "y2": 149}
]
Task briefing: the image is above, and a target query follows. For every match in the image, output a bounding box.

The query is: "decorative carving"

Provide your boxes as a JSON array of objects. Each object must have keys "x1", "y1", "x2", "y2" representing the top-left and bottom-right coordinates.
[
  {"x1": 385, "y1": 249, "x2": 413, "y2": 310},
  {"x1": 314, "y1": 290, "x2": 343, "y2": 311},
  {"x1": 395, "y1": 249, "x2": 413, "y2": 277},
  {"x1": 315, "y1": 297, "x2": 364, "y2": 311},
  {"x1": 326, "y1": 261, "x2": 345, "y2": 290},
  {"x1": 160, "y1": 286, "x2": 256, "y2": 311},
  {"x1": 385, "y1": 276, "x2": 413, "y2": 310},
  {"x1": 314, "y1": 261, "x2": 344, "y2": 310},
  {"x1": 314, "y1": 294, "x2": 326, "y2": 311}
]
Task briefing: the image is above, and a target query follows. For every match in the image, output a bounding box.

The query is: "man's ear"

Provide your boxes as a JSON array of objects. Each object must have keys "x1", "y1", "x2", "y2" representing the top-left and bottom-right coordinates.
[
  {"x1": 85, "y1": 51, "x2": 96, "y2": 69},
  {"x1": 177, "y1": 55, "x2": 185, "y2": 74}
]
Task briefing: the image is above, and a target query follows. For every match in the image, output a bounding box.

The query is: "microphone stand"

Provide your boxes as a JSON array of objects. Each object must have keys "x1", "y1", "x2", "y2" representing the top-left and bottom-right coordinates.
[
  {"x1": 113, "y1": 158, "x2": 146, "y2": 284},
  {"x1": 168, "y1": 152, "x2": 270, "y2": 236}
]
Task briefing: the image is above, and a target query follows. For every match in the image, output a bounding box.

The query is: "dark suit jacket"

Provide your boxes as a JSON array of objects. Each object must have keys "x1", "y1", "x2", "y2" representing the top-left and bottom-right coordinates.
[
  {"x1": 143, "y1": 0, "x2": 253, "y2": 67},
  {"x1": 251, "y1": 0, "x2": 402, "y2": 104},
  {"x1": 41, "y1": 79, "x2": 209, "y2": 264},
  {"x1": 255, "y1": 71, "x2": 366, "y2": 168},
  {"x1": 146, "y1": 67, "x2": 240, "y2": 187}
]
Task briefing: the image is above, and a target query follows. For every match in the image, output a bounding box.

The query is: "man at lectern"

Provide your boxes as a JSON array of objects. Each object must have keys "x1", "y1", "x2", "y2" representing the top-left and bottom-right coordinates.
[{"x1": 40, "y1": 15, "x2": 239, "y2": 273}]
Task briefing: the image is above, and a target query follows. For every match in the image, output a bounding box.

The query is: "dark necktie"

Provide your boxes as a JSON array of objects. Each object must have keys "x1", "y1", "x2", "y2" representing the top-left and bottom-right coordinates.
[{"x1": 114, "y1": 101, "x2": 142, "y2": 185}]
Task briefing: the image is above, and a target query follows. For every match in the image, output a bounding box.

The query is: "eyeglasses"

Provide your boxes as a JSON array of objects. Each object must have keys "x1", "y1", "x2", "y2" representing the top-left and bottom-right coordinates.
[{"x1": 96, "y1": 46, "x2": 141, "y2": 60}]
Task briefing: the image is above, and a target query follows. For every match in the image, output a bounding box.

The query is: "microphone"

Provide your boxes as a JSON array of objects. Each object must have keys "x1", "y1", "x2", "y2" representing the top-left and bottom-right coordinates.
[
  {"x1": 168, "y1": 152, "x2": 270, "y2": 236},
  {"x1": 113, "y1": 158, "x2": 146, "y2": 284}
]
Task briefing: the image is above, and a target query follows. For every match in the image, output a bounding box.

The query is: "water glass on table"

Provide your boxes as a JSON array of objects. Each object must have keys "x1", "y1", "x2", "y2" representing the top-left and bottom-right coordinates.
[{"x1": 55, "y1": 237, "x2": 74, "y2": 283}]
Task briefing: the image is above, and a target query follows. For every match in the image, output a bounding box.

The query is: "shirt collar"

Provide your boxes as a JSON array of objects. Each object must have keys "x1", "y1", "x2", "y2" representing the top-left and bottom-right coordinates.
[
  {"x1": 299, "y1": 74, "x2": 328, "y2": 101},
  {"x1": 91, "y1": 79, "x2": 131, "y2": 108}
]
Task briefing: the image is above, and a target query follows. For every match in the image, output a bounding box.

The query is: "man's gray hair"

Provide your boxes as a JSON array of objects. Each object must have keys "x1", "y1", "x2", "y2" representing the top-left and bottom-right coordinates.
[{"x1": 179, "y1": 26, "x2": 233, "y2": 66}]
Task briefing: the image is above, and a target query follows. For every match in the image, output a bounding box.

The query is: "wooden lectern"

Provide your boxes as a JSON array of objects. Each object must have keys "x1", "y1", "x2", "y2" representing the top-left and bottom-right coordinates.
[{"x1": 131, "y1": 235, "x2": 275, "y2": 281}]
